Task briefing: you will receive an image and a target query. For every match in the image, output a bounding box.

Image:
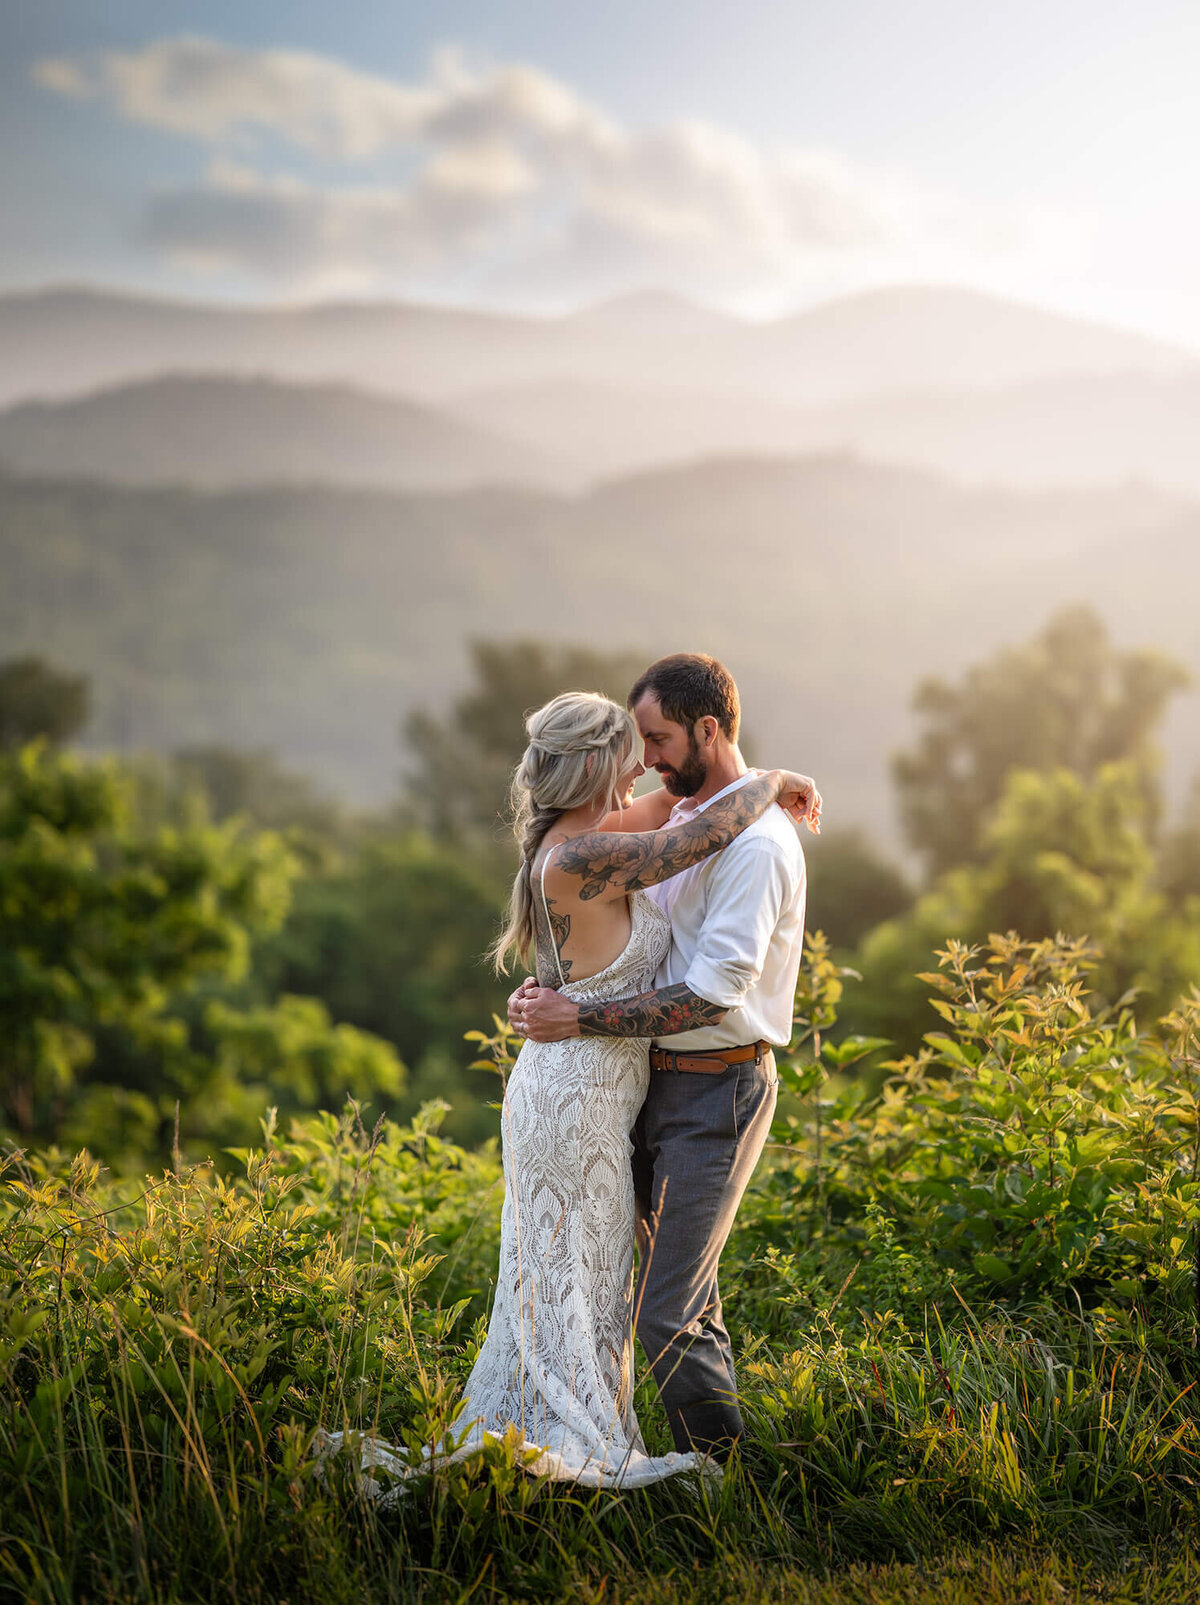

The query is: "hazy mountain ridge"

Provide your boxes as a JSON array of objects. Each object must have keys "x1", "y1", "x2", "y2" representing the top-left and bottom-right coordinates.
[
  {"x1": 3, "y1": 455, "x2": 1196, "y2": 838},
  {"x1": 0, "y1": 373, "x2": 571, "y2": 492},
  {"x1": 453, "y1": 369, "x2": 1200, "y2": 496},
  {"x1": 6, "y1": 362, "x2": 1200, "y2": 500},
  {"x1": 5, "y1": 280, "x2": 1196, "y2": 838},
  {"x1": 2, "y1": 283, "x2": 1192, "y2": 413}
]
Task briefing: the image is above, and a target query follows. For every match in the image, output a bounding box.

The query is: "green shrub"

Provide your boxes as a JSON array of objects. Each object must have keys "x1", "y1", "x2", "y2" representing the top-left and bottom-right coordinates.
[{"x1": 772, "y1": 932, "x2": 1200, "y2": 1318}]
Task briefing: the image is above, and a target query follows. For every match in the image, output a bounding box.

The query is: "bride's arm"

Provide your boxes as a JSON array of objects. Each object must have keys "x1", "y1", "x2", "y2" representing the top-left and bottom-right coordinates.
[
  {"x1": 599, "y1": 769, "x2": 821, "y2": 836},
  {"x1": 549, "y1": 770, "x2": 817, "y2": 902},
  {"x1": 596, "y1": 785, "x2": 675, "y2": 834}
]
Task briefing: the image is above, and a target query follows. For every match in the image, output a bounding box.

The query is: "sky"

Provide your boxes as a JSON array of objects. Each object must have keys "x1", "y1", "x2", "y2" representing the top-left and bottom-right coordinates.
[{"x1": 3, "y1": 0, "x2": 1200, "y2": 348}]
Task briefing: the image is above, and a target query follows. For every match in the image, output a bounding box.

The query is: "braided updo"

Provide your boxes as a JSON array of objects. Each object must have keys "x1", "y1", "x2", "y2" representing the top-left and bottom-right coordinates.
[{"x1": 490, "y1": 691, "x2": 638, "y2": 974}]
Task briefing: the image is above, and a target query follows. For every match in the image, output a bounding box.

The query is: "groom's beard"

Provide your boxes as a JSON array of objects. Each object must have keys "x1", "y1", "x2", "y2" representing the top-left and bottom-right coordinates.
[{"x1": 657, "y1": 733, "x2": 707, "y2": 798}]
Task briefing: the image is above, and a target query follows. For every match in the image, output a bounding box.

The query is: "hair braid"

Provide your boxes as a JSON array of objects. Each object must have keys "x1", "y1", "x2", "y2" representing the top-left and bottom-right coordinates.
[{"x1": 489, "y1": 691, "x2": 637, "y2": 975}]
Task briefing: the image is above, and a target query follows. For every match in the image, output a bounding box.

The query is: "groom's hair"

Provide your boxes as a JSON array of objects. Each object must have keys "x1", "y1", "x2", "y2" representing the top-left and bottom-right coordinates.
[{"x1": 628, "y1": 653, "x2": 741, "y2": 742}]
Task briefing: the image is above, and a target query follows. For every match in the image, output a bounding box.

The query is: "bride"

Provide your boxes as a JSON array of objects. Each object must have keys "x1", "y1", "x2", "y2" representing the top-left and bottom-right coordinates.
[{"x1": 322, "y1": 691, "x2": 816, "y2": 1492}]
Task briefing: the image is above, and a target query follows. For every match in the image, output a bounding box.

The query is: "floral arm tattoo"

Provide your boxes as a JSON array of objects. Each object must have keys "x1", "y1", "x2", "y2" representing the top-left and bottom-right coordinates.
[
  {"x1": 553, "y1": 770, "x2": 780, "y2": 901},
  {"x1": 577, "y1": 981, "x2": 726, "y2": 1038}
]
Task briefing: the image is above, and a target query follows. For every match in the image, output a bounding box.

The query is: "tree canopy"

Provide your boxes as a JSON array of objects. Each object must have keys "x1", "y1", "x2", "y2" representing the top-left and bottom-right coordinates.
[
  {"x1": 892, "y1": 607, "x2": 1190, "y2": 877},
  {"x1": 0, "y1": 742, "x2": 405, "y2": 1160},
  {"x1": 850, "y1": 760, "x2": 1200, "y2": 1052},
  {"x1": 804, "y1": 829, "x2": 913, "y2": 951},
  {"x1": 403, "y1": 640, "x2": 650, "y2": 842},
  {"x1": 0, "y1": 655, "x2": 90, "y2": 750}
]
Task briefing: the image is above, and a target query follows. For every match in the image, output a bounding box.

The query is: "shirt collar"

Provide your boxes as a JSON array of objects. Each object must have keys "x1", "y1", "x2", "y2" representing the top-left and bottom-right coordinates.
[{"x1": 668, "y1": 770, "x2": 759, "y2": 826}]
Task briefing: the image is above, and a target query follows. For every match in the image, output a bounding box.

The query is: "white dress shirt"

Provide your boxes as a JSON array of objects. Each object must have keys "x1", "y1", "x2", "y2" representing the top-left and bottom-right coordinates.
[{"x1": 642, "y1": 772, "x2": 807, "y2": 1051}]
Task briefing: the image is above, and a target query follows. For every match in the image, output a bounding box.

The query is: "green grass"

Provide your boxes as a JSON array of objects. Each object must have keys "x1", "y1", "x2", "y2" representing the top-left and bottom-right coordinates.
[
  {"x1": 6, "y1": 937, "x2": 1200, "y2": 1603},
  {"x1": 3, "y1": 1092, "x2": 1200, "y2": 1605}
]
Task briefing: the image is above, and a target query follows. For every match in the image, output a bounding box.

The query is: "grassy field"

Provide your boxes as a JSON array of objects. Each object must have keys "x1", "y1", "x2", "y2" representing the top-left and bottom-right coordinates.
[{"x1": 5, "y1": 937, "x2": 1200, "y2": 1603}]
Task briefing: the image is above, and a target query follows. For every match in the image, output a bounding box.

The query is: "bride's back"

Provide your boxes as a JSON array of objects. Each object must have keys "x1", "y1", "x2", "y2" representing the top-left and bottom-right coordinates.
[{"x1": 533, "y1": 846, "x2": 638, "y2": 987}]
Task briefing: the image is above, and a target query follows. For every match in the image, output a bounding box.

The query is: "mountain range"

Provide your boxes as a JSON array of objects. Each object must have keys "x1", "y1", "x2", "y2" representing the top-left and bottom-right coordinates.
[
  {"x1": 2, "y1": 283, "x2": 1192, "y2": 411},
  {"x1": 4, "y1": 279, "x2": 1197, "y2": 840},
  {"x1": 2, "y1": 456, "x2": 1196, "y2": 841},
  {"x1": 2, "y1": 283, "x2": 1198, "y2": 496},
  {"x1": 453, "y1": 369, "x2": 1200, "y2": 495}
]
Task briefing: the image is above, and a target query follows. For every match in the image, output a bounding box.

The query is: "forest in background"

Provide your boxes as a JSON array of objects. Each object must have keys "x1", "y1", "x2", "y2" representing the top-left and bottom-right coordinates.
[
  {"x1": 4, "y1": 605, "x2": 1200, "y2": 1168},
  {"x1": 3, "y1": 460, "x2": 1200, "y2": 844}
]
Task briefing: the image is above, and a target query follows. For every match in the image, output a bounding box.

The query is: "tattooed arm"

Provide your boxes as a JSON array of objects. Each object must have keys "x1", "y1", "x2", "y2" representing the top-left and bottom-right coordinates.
[
  {"x1": 577, "y1": 980, "x2": 725, "y2": 1038},
  {"x1": 516, "y1": 978, "x2": 726, "y2": 1042},
  {"x1": 551, "y1": 769, "x2": 817, "y2": 902}
]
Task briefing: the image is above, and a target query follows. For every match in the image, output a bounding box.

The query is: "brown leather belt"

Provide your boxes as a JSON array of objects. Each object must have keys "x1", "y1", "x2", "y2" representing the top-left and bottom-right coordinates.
[{"x1": 649, "y1": 1040, "x2": 770, "y2": 1075}]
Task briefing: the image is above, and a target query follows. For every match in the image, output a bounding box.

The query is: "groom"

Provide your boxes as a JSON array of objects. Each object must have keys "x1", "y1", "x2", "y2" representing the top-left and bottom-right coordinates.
[{"x1": 511, "y1": 653, "x2": 814, "y2": 1459}]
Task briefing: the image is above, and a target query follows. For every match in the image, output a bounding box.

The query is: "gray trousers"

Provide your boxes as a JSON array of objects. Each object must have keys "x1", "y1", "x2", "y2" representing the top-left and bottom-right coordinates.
[{"x1": 631, "y1": 1050, "x2": 777, "y2": 1456}]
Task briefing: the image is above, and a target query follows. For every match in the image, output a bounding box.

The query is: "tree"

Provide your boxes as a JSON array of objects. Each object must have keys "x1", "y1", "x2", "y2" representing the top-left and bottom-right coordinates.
[
  {"x1": 0, "y1": 742, "x2": 406, "y2": 1161},
  {"x1": 848, "y1": 760, "x2": 1200, "y2": 1052},
  {"x1": 0, "y1": 742, "x2": 292, "y2": 1140},
  {"x1": 0, "y1": 656, "x2": 89, "y2": 750},
  {"x1": 254, "y1": 833, "x2": 509, "y2": 1145},
  {"x1": 169, "y1": 744, "x2": 344, "y2": 834},
  {"x1": 403, "y1": 640, "x2": 650, "y2": 842},
  {"x1": 892, "y1": 607, "x2": 1190, "y2": 878},
  {"x1": 803, "y1": 828, "x2": 913, "y2": 951},
  {"x1": 1161, "y1": 777, "x2": 1200, "y2": 911},
  {"x1": 204, "y1": 995, "x2": 405, "y2": 1114}
]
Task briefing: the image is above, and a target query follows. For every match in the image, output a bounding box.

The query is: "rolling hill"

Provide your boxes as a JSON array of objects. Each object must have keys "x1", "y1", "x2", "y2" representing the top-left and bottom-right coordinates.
[
  {"x1": 2, "y1": 454, "x2": 1196, "y2": 841},
  {"x1": 6, "y1": 358, "x2": 1200, "y2": 502},
  {"x1": 1, "y1": 283, "x2": 1192, "y2": 413},
  {"x1": 453, "y1": 370, "x2": 1200, "y2": 496},
  {"x1": 0, "y1": 374, "x2": 568, "y2": 492}
]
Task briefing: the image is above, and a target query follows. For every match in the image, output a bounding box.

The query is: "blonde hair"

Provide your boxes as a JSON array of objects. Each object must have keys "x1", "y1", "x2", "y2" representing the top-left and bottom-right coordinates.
[{"x1": 490, "y1": 691, "x2": 637, "y2": 974}]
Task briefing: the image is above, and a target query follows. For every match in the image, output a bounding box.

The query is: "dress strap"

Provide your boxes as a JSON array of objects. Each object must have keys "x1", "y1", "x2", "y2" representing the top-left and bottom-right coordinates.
[{"x1": 538, "y1": 848, "x2": 568, "y2": 989}]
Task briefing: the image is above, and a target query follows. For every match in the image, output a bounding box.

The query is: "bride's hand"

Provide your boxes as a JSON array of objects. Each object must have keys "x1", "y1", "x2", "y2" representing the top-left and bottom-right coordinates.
[
  {"x1": 507, "y1": 976, "x2": 537, "y2": 1032},
  {"x1": 774, "y1": 771, "x2": 822, "y2": 834}
]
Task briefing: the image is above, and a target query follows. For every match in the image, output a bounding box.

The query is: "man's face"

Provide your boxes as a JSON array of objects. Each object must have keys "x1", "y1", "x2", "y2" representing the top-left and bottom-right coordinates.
[{"x1": 632, "y1": 693, "x2": 709, "y2": 798}]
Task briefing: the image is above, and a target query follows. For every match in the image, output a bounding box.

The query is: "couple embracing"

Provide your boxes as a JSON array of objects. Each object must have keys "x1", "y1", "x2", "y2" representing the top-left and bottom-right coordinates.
[
  {"x1": 328, "y1": 653, "x2": 819, "y2": 1493},
  {"x1": 474, "y1": 652, "x2": 820, "y2": 1486}
]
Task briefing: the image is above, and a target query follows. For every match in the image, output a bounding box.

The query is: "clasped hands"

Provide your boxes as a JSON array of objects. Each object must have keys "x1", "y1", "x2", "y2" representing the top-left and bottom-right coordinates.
[{"x1": 508, "y1": 977, "x2": 578, "y2": 1043}]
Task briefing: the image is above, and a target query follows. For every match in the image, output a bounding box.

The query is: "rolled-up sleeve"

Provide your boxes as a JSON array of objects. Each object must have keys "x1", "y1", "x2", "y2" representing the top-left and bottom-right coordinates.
[{"x1": 683, "y1": 838, "x2": 793, "y2": 1009}]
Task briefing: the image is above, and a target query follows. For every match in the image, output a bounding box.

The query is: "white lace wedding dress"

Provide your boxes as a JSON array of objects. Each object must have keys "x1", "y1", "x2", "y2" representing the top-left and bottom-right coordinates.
[{"x1": 319, "y1": 887, "x2": 710, "y2": 1496}]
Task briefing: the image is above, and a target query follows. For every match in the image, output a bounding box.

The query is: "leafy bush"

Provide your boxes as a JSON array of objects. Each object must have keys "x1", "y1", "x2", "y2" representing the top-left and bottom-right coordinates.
[
  {"x1": 0, "y1": 742, "x2": 415, "y2": 1168},
  {"x1": 0, "y1": 1102, "x2": 504, "y2": 1598},
  {"x1": 772, "y1": 931, "x2": 1200, "y2": 1316}
]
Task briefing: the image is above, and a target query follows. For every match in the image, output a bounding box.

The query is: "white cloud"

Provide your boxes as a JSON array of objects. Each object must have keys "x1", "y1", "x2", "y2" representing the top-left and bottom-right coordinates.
[
  {"x1": 141, "y1": 165, "x2": 516, "y2": 285},
  {"x1": 30, "y1": 58, "x2": 90, "y2": 99},
  {"x1": 34, "y1": 36, "x2": 438, "y2": 157},
  {"x1": 33, "y1": 35, "x2": 1081, "y2": 306}
]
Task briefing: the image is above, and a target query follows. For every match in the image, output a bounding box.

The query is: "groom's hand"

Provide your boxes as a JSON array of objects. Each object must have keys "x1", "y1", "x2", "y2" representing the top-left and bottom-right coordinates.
[{"x1": 511, "y1": 983, "x2": 581, "y2": 1043}]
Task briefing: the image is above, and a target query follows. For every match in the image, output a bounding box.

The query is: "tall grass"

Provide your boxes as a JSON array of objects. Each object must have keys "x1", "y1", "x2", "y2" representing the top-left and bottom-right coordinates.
[{"x1": 4, "y1": 937, "x2": 1200, "y2": 1602}]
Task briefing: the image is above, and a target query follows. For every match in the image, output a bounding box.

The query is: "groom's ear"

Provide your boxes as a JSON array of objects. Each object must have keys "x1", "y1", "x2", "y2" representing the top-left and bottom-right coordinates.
[{"x1": 696, "y1": 715, "x2": 720, "y2": 749}]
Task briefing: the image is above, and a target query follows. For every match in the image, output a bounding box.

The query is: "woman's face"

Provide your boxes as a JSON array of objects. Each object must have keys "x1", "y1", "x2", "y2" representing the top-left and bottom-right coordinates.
[{"x1": 613, "y1": 749, "x2": 645, "y2": 810}]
